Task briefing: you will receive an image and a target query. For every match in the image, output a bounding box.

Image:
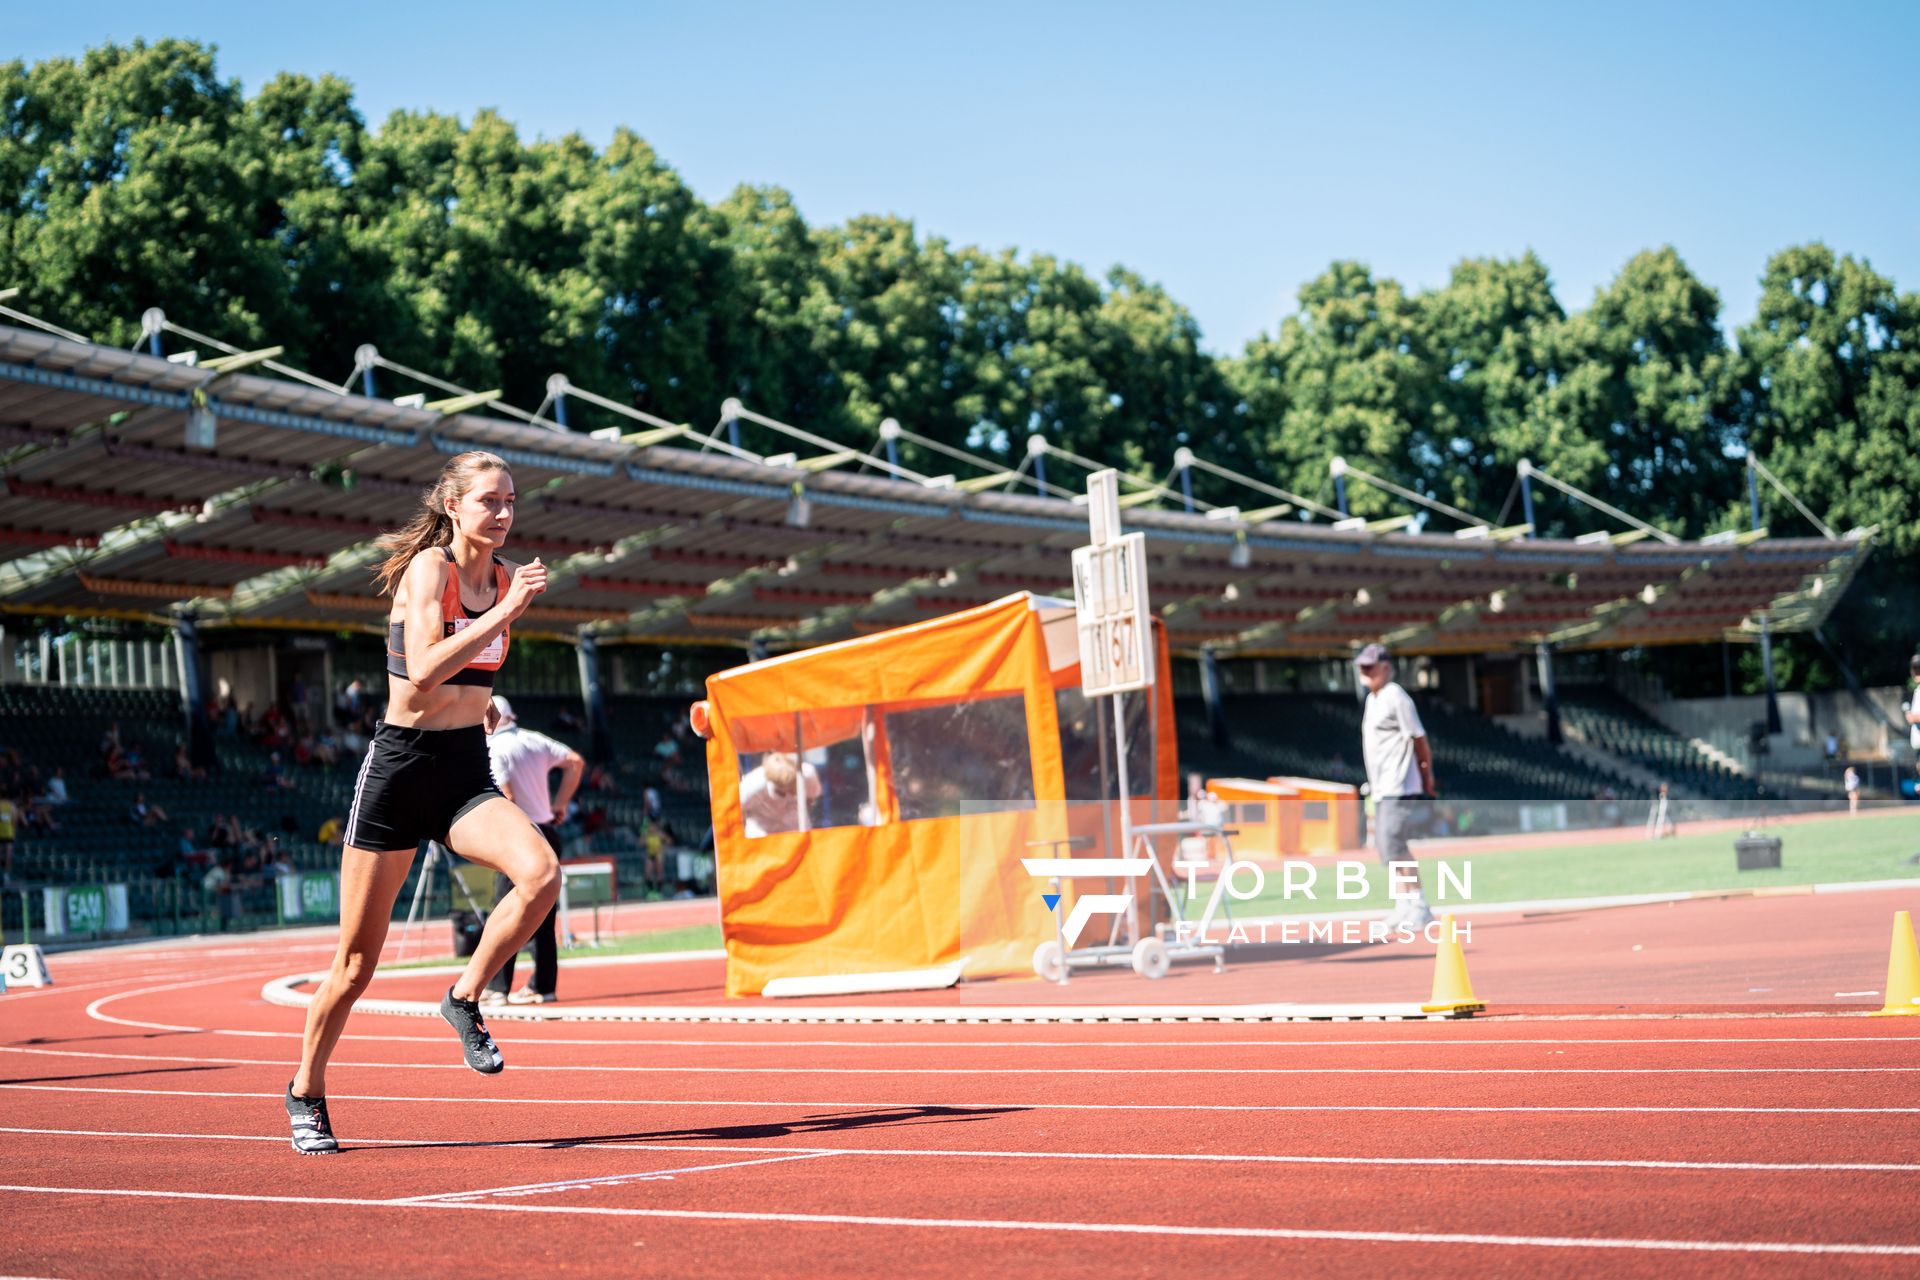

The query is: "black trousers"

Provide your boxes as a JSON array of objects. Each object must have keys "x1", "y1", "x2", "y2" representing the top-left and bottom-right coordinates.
[{"x1": 486, "y1": 823, "x2": 560, "y2": 996}]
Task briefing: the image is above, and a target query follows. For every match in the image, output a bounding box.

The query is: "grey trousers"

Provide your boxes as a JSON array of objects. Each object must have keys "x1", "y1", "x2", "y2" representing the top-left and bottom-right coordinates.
[{"x1": 1373, "y1": 796, "x2": 1428, "y2": 897}]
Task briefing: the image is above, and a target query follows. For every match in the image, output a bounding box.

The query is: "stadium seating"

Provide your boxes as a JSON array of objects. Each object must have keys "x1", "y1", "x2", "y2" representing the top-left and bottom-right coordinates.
[
  {"x1": 1176, "y1": 690, "x2": 1642, "y2": 804},
  {"x1": 1558, "y1": 688, "x2": 1766, "y2": 801}
]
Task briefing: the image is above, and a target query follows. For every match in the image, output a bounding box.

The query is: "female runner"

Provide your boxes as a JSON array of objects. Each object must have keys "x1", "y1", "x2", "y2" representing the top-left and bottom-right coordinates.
[{"x1": 286, "y1": 450, "x2": 560, "y2": 1154}]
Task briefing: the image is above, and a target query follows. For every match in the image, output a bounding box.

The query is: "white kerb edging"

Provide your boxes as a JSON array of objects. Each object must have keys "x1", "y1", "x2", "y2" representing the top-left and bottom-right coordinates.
[{"x1": 259, "y1": 952, "x2": 1452, "y2": 1024}]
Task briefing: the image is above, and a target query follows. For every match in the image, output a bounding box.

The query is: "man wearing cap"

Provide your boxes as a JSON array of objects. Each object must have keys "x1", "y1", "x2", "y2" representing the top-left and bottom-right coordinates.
[
  {"x1": 1355, "y1": 644, "x2": 1437, "y2": 931},
  {"x1": 482, "y1": 696, "x2": 585, "y2": 1006}
]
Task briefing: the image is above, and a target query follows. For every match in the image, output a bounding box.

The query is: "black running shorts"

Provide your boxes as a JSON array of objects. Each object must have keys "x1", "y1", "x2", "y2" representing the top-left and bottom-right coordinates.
[{"x1": 346, "y1": 722, "x2": 501, "y2": 851}]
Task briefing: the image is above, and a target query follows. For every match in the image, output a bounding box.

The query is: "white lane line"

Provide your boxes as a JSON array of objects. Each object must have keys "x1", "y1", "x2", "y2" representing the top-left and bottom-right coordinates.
[
  {"x1": 6, "y1": 1083, "x2": 1919, "y2": 1114},
  {"x1": 0, "y1": 969, "x2": 210, "y2": 1002},
  {"x1": 394, "y1": 1152, "x2": 844, "y2": 1203},
  {"x1": 2, "y1": 1185, "x2": 1919, "y2": 1256},
  {"x1": 4, "y1": 1127, "x2": 1917, "y2": 1175},
  {"x1": 5, "y1": 1045, "x2": 1915, "y2": 1076},
  {"x1": 83, "y1": 968, "x2": 297, "y2": 1033}
]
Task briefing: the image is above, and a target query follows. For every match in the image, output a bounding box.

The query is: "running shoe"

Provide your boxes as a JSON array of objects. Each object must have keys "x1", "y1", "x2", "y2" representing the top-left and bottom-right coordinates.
[
  {"x1": 440, "y1": 986, "x2": 505, "y2": 1074},
  {"x1": 506, "y1": 987, "x2": 551, "y2": 1005},
  {"x1": 285, "y1": 1082, "x2": 339, "y2": 1155},
  {"x1": 478, "y1": 989, "x2": 507, "y2": 1008}
]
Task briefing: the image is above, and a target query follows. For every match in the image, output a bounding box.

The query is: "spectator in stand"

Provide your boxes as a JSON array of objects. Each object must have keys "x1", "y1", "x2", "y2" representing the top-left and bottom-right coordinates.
[
  {"x1": 220, "y1": 698, "x2": 240, "y2": 737},
  {"x1": 202, "y1": 855, "x2": 233, "y2": 930},
  {"x1": 335, "y1": 678, "x2": 366, "y2": 728},
  {"x1": 314, "y1": 730, "x2": 340, "y2": 770},
  {"x1": 0, "y1": 788, "x2": 15, "y2": 886},
  {"x1": 291, "y1": 673, "x2": 312, "y2": 736},
  {"x1": 174, "y1": 740, "x2": 207, "y2": 782},
  {"x1": 37, "y1": 765, "x2": 69, "y2": 807},
  {"x1": 644, "y1": 823, "x2": 666, "y2": 890},
  {"x1": 317, "y1": 813, "x2": 345, "y2": 846},
  {"x1": 129, "y1": 792, "x2": 170, "y2": 828},
  {"x1": 1824, "y1": 731, "x2": 1840, "y2": 764},
  {"x1": 262, "y1": 752, "x2": 295, "y2": 790},
  {"x1": 586, "y1": 762, "x2": 616, "y2": 794},
  {"x1": 1845, "y1": 765, "x2": 1861, "y2": 817}
]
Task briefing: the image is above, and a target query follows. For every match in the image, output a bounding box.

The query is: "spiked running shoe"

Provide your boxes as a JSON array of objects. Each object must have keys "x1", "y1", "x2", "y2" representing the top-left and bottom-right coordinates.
[
  {"x1": 285, "y1": 1082, "x2": 339, "y2": 1155},
  {"x1": 440, "y1": 986, "x2": 505, "y2": 1074}
]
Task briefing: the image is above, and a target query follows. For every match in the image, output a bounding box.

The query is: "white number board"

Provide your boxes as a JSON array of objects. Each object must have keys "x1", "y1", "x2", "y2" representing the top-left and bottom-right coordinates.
[{"x1": 1073, "y1": 468, "x2": 1154, "y2": 696}]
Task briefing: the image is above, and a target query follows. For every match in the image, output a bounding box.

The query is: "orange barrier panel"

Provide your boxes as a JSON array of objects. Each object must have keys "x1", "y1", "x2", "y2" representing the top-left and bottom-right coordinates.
[
  {"x1": 1203, "y1": 777, "x2": 1302, "y2": 857},
  {"x1": 1266, "y1": 776, "x2": 1361, "y2": 854}
]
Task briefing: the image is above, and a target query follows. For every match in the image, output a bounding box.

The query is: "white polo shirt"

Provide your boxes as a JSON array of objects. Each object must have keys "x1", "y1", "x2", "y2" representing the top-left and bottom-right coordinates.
[
  {"x1": 487, "y1": 723, "x2": 576, "y2": 825},
  {"x1": 1361, "y1": 680, "x2": 1428, "y2": 800}
]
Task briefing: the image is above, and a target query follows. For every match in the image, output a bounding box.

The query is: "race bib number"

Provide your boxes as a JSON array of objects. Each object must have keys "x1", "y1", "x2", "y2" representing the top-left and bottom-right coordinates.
[{"x1": 450, "y1": 616, "x2": 505, "y2": 664}]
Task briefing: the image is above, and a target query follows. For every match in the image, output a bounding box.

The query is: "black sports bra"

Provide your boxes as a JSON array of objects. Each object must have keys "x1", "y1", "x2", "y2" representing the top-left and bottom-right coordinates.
[{"x1": 385, "y1": 547, "x2": 512, "y2": 688}]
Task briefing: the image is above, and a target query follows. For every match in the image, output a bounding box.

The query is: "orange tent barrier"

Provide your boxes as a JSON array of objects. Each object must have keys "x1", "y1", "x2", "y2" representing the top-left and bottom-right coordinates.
[{"x1": 700, "y1": 594, "x2": 1178, "y2": 996}]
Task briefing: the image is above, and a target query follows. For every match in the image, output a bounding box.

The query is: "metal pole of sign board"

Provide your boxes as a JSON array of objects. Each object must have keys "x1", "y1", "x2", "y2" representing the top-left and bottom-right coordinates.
[{"x1": 1073, "y1": 470, "x2": 1156, "y2": 953}]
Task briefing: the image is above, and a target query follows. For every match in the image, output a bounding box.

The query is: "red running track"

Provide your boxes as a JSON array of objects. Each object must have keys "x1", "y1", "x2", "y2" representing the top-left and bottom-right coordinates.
[{"x1": 2, "y1": 895, "x2": 1918, "y2": 1278}]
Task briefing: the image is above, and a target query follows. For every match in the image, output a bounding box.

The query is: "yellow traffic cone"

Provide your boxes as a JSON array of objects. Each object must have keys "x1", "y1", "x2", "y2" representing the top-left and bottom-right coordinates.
[
  {"x1": 1420, "y1": 913, "x2": 1484, "y2": 1015},
  {"x1": 1871, "y1": 910, "x2": 1920, "y2": 1017}
]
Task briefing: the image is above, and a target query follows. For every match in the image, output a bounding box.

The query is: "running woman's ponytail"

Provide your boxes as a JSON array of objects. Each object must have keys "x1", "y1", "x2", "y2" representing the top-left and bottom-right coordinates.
[{"x1": 371, "y1": 451, "x2": 511, "y2": 596}]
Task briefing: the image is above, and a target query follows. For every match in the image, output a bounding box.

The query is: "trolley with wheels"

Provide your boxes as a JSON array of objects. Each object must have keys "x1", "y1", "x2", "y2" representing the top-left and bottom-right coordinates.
[{"x1": 1025, "y1": 821, "x2": 1235, "y2": 983}]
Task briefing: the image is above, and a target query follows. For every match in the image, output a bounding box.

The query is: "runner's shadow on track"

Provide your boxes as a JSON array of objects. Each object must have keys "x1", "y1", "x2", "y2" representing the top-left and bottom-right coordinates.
[
  {"x1": 0, "y1": 1064, "x2": 229, "y2": 1085},
  {"x1": 381, "y1": 1106, "x2": 1028, "y2": 1152},
  {"x1": 8, "y1": 1030, "x2": 209, "y2": 1047}
]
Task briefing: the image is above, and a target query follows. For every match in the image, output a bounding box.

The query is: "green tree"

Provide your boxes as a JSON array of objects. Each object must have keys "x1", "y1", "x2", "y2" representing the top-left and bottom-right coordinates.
[
  {"x1": 1534, "y1": 247, "x2": 1744, "y2": 538},
  {"x1": 0, "y1": 40, "x2": 289, "y2": 349}
]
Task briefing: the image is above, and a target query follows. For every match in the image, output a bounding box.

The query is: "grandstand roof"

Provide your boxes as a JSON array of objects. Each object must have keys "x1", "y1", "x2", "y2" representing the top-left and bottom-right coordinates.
[{"x1": 0, "y1": 321, "x2": 1871, "y2": 657}]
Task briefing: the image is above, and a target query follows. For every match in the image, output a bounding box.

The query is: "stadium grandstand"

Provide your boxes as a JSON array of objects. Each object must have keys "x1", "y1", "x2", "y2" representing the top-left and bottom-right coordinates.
[{"x1": 0, "y1": 301, "x2": 1888, "y2": 936}]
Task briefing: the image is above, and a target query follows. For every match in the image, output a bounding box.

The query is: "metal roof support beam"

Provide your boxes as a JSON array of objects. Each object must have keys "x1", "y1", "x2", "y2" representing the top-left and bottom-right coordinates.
[
  {"x1": 1748, "y1": 452, "x2": 1837, "y2": 541},
  {"x1": 720, "y1": 399, "x2": 938, "y2": 486},
  {"x1": 1331, "y1": 456, "x2": 1489, "y2": 533},
  {"x1": 1173, "y1": 450, "x2": 1343, "y2": 522},
  {"x1": 1516, "y1": 459, "x2": 1681, "y2": 546}
]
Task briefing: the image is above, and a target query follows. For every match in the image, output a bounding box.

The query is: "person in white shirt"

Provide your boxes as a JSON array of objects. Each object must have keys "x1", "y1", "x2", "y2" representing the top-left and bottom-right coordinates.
[
  {"x1": 482, "y1": 697, "x2": 584, "y2": 1006},
  {"x1": 1355, "y1": 643, "x2": 1438, "y2": 930},
  {"x1": 1905, "y1": 655, "x2": 1920, "y2": 782},
  {"x1": 738, "y1": 751, "x2": 820, "y2": 837},
  {"x1": 1844, "y1": 765, "x2": 1860, "y2": 816}
]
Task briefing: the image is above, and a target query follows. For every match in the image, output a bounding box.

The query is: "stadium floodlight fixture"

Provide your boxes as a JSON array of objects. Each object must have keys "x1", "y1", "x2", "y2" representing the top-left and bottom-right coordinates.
[
  {"x1": 1575, "y1": 531, "x2": 1613, "y2": 545},
  {"x1": 1173, "y1": 447, "x2": 1196, "y2": 470},
  {"x1": 765, "y1": 452, "x2": 799, "y2": 469},
  {"x1": 721, "y1": 397, "x2": 743, "y2": 423},
  {"x1": 1453, "y1": 525, "x2": 1491, "y2": 540},
  {"x1": 1329, "y1": 455, "x2": 1348, "y2": 478},
  {"x1": 878, "y1": 417, "x2": 902, "y2": 441},
  {"x1": 1333, "y1": 516, "x2": 1369, "y2": 531},
  {"x1": 1204, "y1": 506, "x2": 1241, "y2": 521},
  {"x1": 393, "y1": 393, "x2": 428, "y2": 409},
  {"x1": 167, "y1": 351, "x2": 201, "y2": 367},
  {"x1": 1027, "y1": 433, "x2": 1050, "y2": 457}
]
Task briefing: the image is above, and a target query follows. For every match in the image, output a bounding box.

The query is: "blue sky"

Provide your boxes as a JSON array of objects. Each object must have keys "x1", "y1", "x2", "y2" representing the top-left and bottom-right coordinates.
[{"x1": 16, "y1": 1, "x2": 1919, "y2": 354}]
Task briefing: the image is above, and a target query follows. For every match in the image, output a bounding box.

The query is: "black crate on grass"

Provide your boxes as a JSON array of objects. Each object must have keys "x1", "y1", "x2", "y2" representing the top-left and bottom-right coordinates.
[{"x1": 1735, "y1": 834, "x2": 1782, "y2": 870}]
